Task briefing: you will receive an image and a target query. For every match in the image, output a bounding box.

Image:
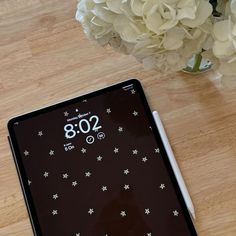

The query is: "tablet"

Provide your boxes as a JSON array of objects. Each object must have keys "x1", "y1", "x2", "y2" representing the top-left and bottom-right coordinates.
[{"x1": 8, "y1": 79, "x2": 197, "y2": 236}]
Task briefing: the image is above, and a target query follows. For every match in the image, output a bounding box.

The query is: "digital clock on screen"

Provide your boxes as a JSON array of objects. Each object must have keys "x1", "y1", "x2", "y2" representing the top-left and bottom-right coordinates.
[{"x1": 64, "y1": 115, "x2": 102, "y2": 139}]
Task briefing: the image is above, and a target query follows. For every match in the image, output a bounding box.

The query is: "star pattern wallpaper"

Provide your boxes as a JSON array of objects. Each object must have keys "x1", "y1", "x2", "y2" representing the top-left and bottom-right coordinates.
[{"x1": 12, "y1": 83, "x2": 193, "y2": 236}]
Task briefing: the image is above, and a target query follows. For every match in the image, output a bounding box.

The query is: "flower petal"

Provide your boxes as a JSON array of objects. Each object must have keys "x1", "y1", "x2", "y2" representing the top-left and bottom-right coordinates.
[
  {"x1": 213, "y1": 20, "x2": 230, "y2": 42},
  {"x1": 91, "y1": 4, "x2": 116, "y2": 23},
  {"x1": 181, "y1": 0, "x2": 212, "y2": 27},
  {"x1": 145, "y1": 11, "x2": 163, "y2": 34},
  {"x1": 106, "y1": 0, "x2": 123, "y2": 14},
  {"x1": 131, "y1": 0, "x2": 144, "y2": 16},
  {"x1": 163, "y1": 27, "x2": 185, "y2": 50},
  {"x1": 213, "y1": 40, "x2": 234, "y2": 58},
  {"x1": 113, "y1": 15, "x2": 141, "y2": 42},
  {"x1": 231, "y1": 0, "x2": 236, "y2": 15}
]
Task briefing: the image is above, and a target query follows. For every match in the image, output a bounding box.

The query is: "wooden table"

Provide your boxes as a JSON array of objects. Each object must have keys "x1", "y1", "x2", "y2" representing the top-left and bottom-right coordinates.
[{"x1": 0, "y1": 1, "x2": 236, "y2": 235}]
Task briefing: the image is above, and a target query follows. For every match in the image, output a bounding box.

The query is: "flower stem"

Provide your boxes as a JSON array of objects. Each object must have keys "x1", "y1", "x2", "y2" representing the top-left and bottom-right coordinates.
[{"x1": 192, "y1": 53, "x2": 202, "y2": 72}]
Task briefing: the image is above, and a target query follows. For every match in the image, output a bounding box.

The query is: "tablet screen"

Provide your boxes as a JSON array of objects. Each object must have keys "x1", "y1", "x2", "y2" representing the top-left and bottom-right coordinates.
[{"x1": 8, "y1": 80, "x2": 196, "y2": 236}]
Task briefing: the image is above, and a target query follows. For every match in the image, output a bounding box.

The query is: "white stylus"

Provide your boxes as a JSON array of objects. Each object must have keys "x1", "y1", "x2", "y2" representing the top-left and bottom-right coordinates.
[{"x1": 152, "y1": 111, "x2": 196, "y2": 220}]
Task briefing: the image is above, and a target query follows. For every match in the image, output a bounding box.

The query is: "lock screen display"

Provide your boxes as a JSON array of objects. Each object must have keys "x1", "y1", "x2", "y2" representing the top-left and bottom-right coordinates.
[{"x1": 10, "y1": 80, "x2": 196, "y2": 236}]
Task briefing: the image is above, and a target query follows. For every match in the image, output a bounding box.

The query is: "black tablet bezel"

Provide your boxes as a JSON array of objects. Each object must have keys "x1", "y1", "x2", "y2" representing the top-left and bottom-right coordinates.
[{"x1": 8, "y1": 79, "x2": 197, "y2": 236}]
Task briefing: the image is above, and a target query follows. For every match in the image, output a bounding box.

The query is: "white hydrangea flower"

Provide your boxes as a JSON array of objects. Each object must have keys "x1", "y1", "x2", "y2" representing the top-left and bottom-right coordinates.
[
  {"x1": 76, "y1": 0, "x2": 213, "y2": 72},
  {"x1": 213, "y1": 19, "x2": 236, "y2": 59},
  {"x1": 212, "y1": 1, "x2": 236, "y2": 76}
]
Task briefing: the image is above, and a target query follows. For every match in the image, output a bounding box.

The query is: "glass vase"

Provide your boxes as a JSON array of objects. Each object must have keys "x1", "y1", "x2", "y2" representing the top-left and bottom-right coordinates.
[{"x1": 183, "y1": 53, "x2": 212, "y2": 74}]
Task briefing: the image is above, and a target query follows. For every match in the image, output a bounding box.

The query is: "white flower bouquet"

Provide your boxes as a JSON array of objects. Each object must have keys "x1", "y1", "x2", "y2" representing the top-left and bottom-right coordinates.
[{"x1": 76, "y1": 0, "x2": 236, "y2": 75}]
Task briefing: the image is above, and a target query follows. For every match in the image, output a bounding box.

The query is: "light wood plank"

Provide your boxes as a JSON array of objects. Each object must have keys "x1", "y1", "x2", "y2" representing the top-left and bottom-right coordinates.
[{"x1": 0, "y1": 0, "x2": 236, "y2": 235}]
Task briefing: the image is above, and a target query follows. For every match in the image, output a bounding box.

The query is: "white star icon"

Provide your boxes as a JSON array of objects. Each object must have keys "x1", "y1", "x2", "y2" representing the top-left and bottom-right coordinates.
[
  {"x1": 53, "y1": 194, "x2": 59, "y2": 200},
  {"x1": 64, "y1": 111, "x2": 69, "y2": 117},
  {"x1": 173, "y1": 210, "x2": 179, "y2": 216},
  {"x1": 132, "y1": 149, "x2": 138, "y2": 155},
  {"x1": 155, "y1": 148, "x2": 160, "y2": 153},
  {"x1": 160, "y1": 184, "x2": 166, "y2": 190},
  {"x1": 124, "y1": 184, "x2": 130, "y2": 190},
  {"x1": 85, "y1": 171, "x2": 91, "y2": 177},
  {"x1": 63, "y1": 173, "x2": 69, "y2": 179},
  {"x1": 52, "y1": 210, "x2": 58, "y2": 215},
  {"x1": 49, "y1": 150, "x2": 54, "y2": 156},
  {"x1": 114, "y1": 147, "x2": 119, "y2": 153},
  {"x1": 76, "y1": 233, "x2": 80, "y2": 236},
  {"x1": 142, "y1": 157, "x2": 148, "y2": 162},
  {"x1": 124, "y1": 169, "x2": 129, "y2": 175},
  {"x1": 147, "y1": 233, "x2": 152, "y2": 236},
  {"x1": 118, "y1": 127, "x2": 123, "y2": 132},
  {"x1": 88, "y1": 208, "x2": 94, "y2": 215},
  {"x1": 132, "y1": 110, "x2": 138, "y2": 116},
  {"x1": 38, "y1": 131, "x2": 43, "y2": 136},
  {"x1": 145, "y1": 208, "x2": 150, "y2": 215},
  {"x1": 24, "y1": 150, "x2": 29, "y2": 156},
  {"x1": 131, "y1": 89, "x2": 136, "y2": 94},
  {"x1": 102, "y1": 186, "x2": 107, "y2": 191},
  {"x1": 75, "y1": 109, "x2": 79, "y2": 112},
  {"x1": 97, "y1": 156, "x2": 103, "y2": 161},
  {"x1": 72, "y1": 181, "x2": 78, "y2": 187},
  {"x1": 120, "y1": 211, "x2": 126, "y2": 217},
  {"x1": 106, "y1": 108, "x2": 111, "y2": 114},
  {"x1": 43, "y1": 172, "x2": 49, "y2": 178},
  {"x1": 81, "y1": 148, "x2": 86, "y2": 154}
]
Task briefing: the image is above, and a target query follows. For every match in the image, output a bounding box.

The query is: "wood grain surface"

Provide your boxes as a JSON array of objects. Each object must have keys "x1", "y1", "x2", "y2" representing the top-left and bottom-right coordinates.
[{"x1": 0, "y1": 0, "x2": 236, "y2": 235}]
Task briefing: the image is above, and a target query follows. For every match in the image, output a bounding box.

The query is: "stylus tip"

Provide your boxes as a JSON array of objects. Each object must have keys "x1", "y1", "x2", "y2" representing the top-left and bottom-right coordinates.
[{"x1": 191, "y1": 210, "x2": 196, "y2": 220}]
